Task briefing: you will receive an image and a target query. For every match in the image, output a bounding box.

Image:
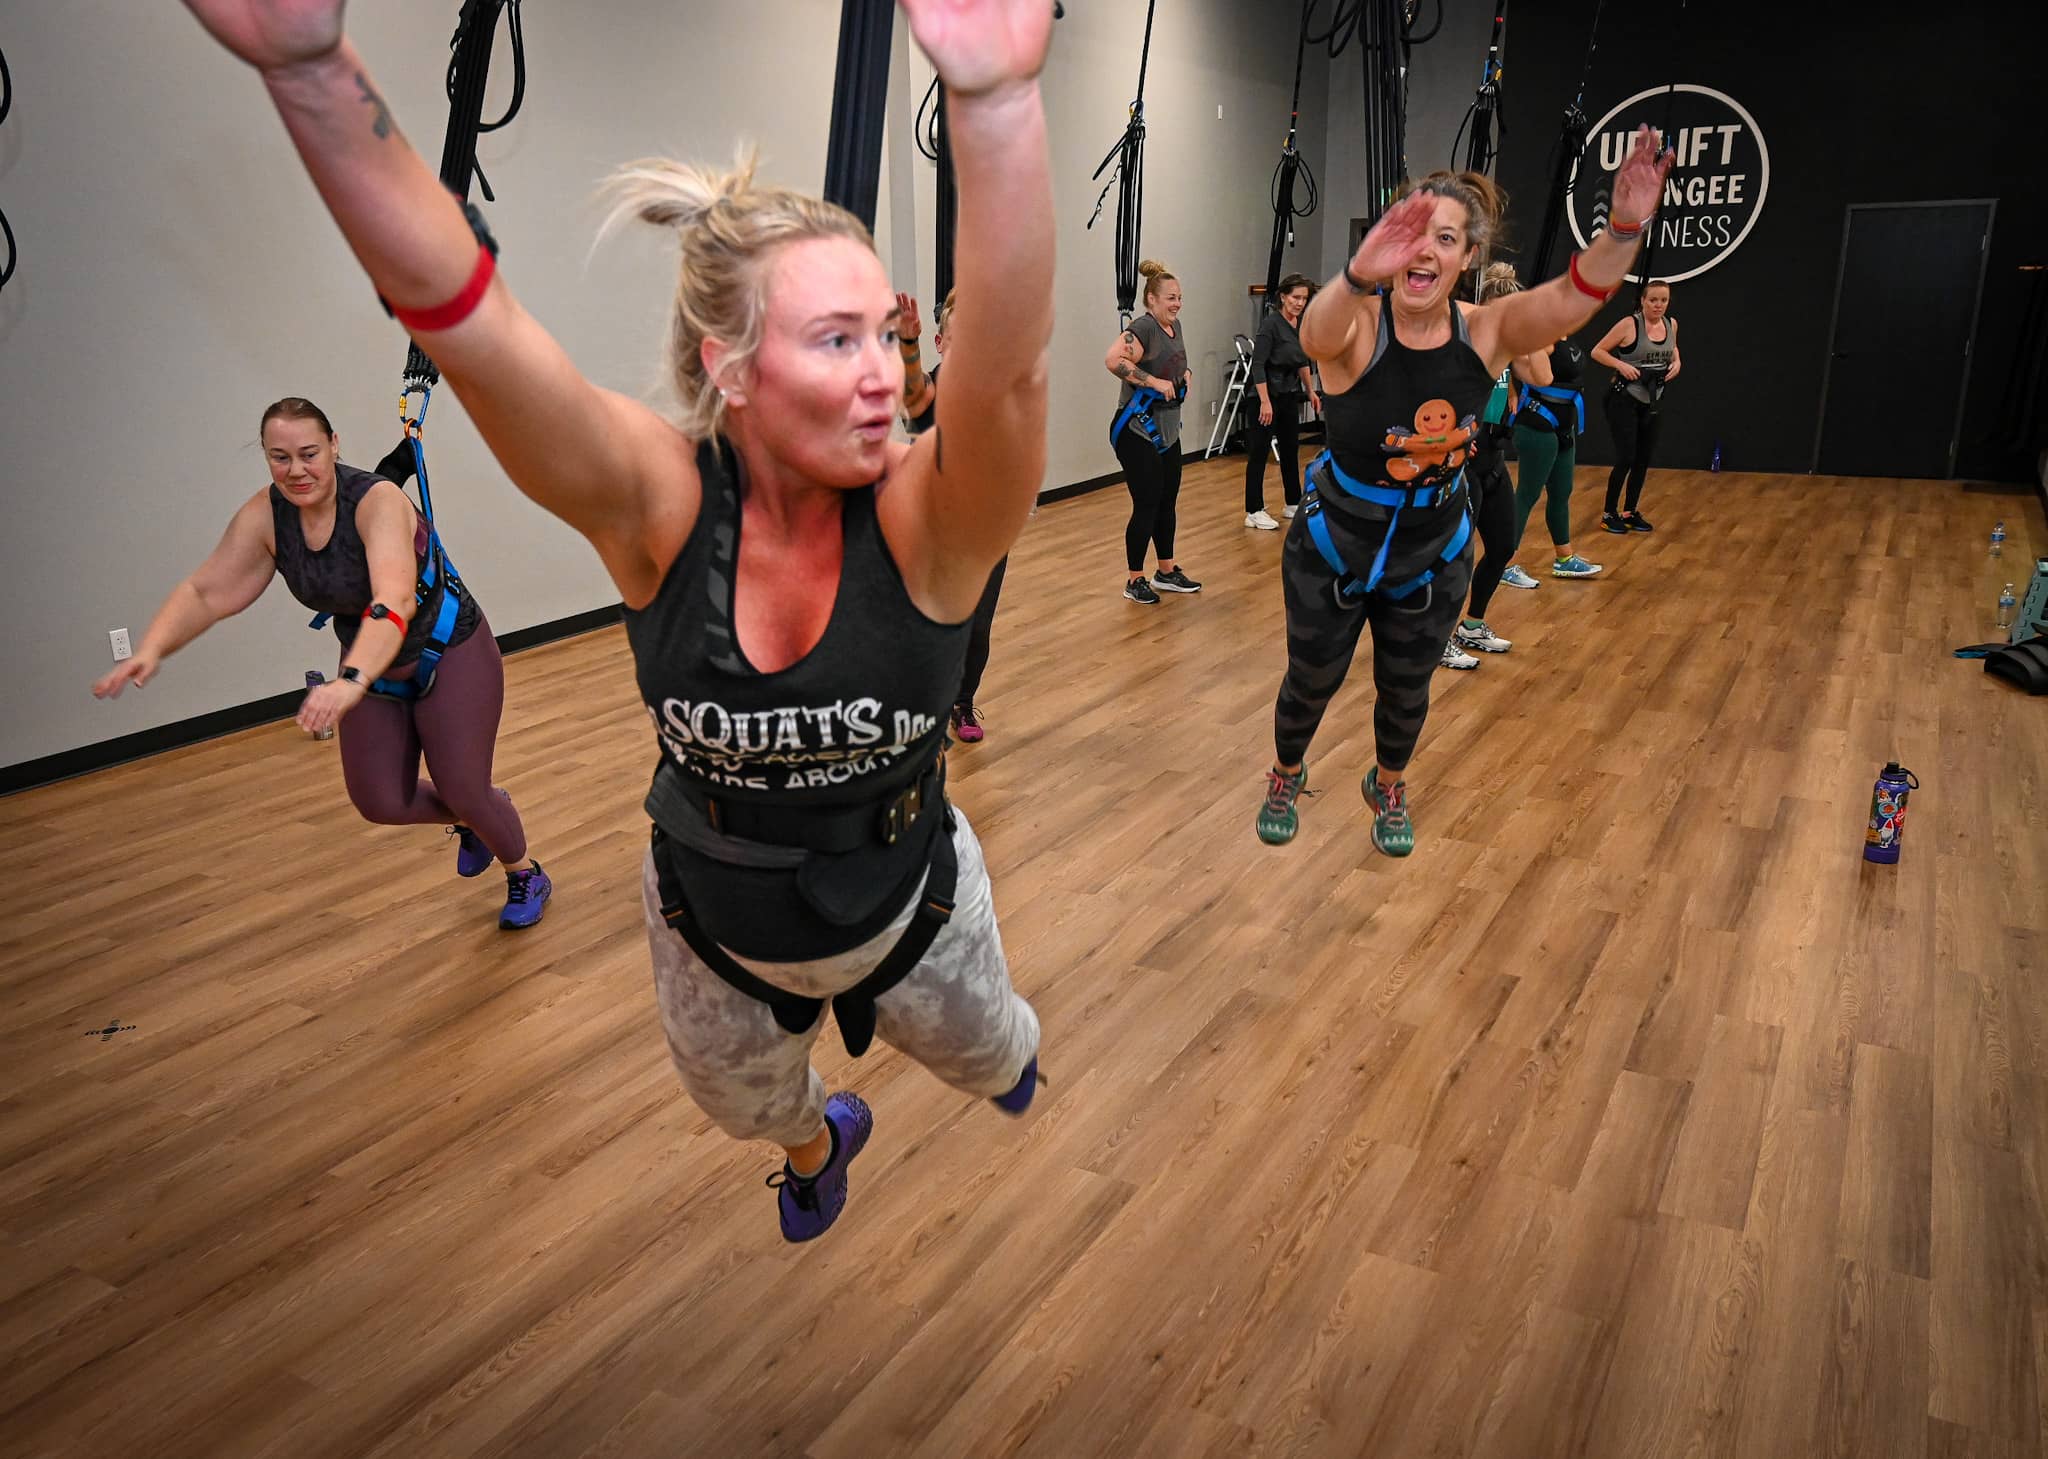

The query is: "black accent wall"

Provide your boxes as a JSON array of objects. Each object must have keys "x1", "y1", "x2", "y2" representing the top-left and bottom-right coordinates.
[{"x1": 1495, "y1": 4, "x2": 2047, "y2": 481}]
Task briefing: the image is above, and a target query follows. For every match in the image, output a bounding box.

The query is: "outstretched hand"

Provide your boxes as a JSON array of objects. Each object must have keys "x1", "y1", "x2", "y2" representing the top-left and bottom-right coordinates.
[
  {"x1": 1611, "y1": 124, "x2": 1675, "y2": 229},
  {"x1": 1349, "y1": 191, "x2": 1439, "y2": 287},
  {"x1": 899, "y1": 0, "x2": 1054, "y2": 97},
  {"x1": 92, "y1": 655, "x2": 161, "y2": 700},
  {"x1": 897, "y1": 292, "x2": 924, "y2": 341},
  {"x1": 179, "y1": 0, "x2": 346, "y2": 70}
]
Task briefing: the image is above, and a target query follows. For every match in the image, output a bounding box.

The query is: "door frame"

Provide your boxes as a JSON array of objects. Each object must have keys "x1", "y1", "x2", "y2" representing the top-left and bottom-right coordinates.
[{"x1": 1811, "y1": 198, "x2": 1997, "y2": 477}]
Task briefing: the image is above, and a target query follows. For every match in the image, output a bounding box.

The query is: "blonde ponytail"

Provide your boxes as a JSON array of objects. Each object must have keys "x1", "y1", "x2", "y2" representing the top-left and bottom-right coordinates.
[{"x1": 603, "y1": 150, "x2": 873, "y2": 439}]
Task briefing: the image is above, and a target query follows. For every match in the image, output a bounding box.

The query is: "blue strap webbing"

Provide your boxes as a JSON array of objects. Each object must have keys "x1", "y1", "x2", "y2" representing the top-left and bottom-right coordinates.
[
  {"x1": 1301, "y1": 489, "x2": 1472, "y2": 603},
  {"x1": 1521, "y1": 383, "x2": 1585, "y2": 434},
  {"x1": 1112, "y1": 386, "x2": 1171, "y2": 453},
  {"x1": 1310, "y1": 449, "x2": 1462, "y2": 510}
]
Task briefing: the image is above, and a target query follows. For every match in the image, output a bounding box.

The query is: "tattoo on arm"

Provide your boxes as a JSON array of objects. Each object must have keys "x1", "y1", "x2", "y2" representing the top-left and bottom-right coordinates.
[
  {"x1": 355, "y1": 71, "x2": 394, "y2": 140},
  {"x1": 1112, "y1": 362, "x2": 1142, "y2": 384}
]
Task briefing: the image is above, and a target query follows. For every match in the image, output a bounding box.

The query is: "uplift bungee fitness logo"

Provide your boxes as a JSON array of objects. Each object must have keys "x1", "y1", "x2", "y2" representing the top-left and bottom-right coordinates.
[{"x1": 1568, "y1": 84, "x2": 1770, "y2": 284}]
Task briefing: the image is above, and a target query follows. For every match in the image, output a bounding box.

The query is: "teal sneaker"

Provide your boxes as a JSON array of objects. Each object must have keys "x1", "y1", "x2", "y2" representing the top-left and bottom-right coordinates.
[
  {"x1": 1364, "y1": 775, "x2": 1415, "y2": 857},
  {"x1": 1257, "y1": 765, "x2": 1311, "y2": 845},
  {"x1": 1552, "y1": 554, "x2": 1603, "y2": 578}
]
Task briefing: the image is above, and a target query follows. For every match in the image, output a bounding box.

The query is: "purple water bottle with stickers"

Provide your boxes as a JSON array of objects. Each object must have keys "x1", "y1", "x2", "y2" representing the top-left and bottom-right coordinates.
[{"x1": 1863, "y1": 761, "x2": 1917, "y2": 864}]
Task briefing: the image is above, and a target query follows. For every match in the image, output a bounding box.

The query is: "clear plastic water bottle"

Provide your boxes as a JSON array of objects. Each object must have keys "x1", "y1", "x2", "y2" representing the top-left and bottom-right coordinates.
[
  {"x1": 305, "y1": 670, "x2": 335, "y2": 740},
  {"x1": 1990, "y1": 520, "x2": 2005, "y2": 558},
  {"x1": 1998, "y1": 583, "x2": 2018, "y2": 630}
]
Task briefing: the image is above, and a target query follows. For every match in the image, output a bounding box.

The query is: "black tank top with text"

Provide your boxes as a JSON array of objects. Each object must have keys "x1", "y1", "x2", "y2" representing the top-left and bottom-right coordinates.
[
  {"x1": 1316, "y1": 293, "x2": 1494, "y2": 582},
  {"x1": 270, "y1": 463, "x2": 480, "y2": 667},
  {"x1": 622, "y1": 438, "x2": 970, "y2": 959}
]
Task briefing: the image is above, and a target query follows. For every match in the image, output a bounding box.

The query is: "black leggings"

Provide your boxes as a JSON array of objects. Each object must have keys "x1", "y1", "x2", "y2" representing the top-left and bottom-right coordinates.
[
  {"x1": 1465, "y1": 446, "x2": 1515, "y2": 620},
  {"x1": 1272, "y1": 520, "x2": 1472, "y2": 775},
  {"x1": 1244, "y1": 399, "x2": 1304, "y2": 513},
  {"x1": 1115, "y1": 428, "x2": 1184, "y2": 572},
  {"x1": 957, "y1": 557, "x2": 1007, "y2": 706},
  {"x1": 1603, "y1": 388, "x2": 1663, "y2": 514}
]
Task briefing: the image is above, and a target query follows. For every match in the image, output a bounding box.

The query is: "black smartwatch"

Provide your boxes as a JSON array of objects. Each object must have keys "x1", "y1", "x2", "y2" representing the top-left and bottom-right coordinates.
[{"x1": 338, "y1": 666, "x2": 365, "y2": 686}]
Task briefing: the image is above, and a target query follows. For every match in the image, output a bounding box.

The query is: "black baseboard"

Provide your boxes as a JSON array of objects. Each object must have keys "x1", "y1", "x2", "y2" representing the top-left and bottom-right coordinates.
[
  {"x1": 0, "y1": 604, "x2": 628, "y2": 799},
  {"x1": 1038, "y1": 468, "x2": 1126, "y2": 504}
]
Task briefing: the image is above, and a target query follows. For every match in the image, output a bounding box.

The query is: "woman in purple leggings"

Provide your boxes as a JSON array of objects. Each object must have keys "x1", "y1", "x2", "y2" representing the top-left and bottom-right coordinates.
[{"x1": 92, "y1": 397, "x2": 550, "y2": 929}]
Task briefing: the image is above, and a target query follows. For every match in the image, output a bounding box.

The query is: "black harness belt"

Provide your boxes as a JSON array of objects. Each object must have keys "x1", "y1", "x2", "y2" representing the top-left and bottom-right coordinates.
[{"x1": 645, "y1": 757, "x2": 958, "y2": 1057}]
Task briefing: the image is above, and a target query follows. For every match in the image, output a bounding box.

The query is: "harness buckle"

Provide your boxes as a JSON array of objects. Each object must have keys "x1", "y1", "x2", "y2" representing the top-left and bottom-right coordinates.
[{"x1": 882, "y1": 779, "x2": 924, "y2": 846}]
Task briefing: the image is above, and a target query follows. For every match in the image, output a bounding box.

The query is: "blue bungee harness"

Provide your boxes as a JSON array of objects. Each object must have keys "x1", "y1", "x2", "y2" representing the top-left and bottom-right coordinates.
[
  {"x1": 1112, "y1": 383, "x2": 1173, "y2": 453},
  {"x1": 1300, "y1": 449, "x2": 1473, "y2": 606},
  {"x1": 308, "y1": 384, "x2": 466, "y2": 700},
  {"x1": 1518, "y1": 381, "x2": 1585, "y2": 434}
]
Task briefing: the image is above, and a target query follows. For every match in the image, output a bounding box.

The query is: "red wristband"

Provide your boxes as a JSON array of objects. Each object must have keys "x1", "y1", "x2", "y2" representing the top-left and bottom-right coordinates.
[
  {"x1": 390, "y1": 245, "x2": 496, "y2": 334},
  {"x1": 1568, "y1": 252, "x2": 1615, "y2": 302},
  {"x1": 1606, "y1": 216, "x2": 1645, "y2": 239}
]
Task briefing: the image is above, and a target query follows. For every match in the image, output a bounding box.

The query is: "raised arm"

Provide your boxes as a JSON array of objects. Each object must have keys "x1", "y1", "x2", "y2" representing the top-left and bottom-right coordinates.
[
  {"x1": 898, "y1": 292, "x2": 935, "y2": 419},
  {"x1": 179, "y1": 2, "x2": 689, "y2": 596},
  {"x1": 94, "y1": 491, "x2": 277, "y2": 699},
  {"x1": 892, "y1": 0, "x2": 1057, "y2": 599},
  {"x1": 1297, "y1": 190, "x2": 1441, "y2": 375},
  {"x1": 1470, "y1": 126, "x2": 1673, "y2": 371}
]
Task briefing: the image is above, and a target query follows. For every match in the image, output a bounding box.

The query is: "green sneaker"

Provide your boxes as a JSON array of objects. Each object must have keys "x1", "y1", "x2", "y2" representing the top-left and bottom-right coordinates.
[
  {"x1": 1364, "y1": 775, "x2": 1415, "y2": 857},
  {"x1": 1256, "y1": 765, "x2": 1310, "y2": 845}
]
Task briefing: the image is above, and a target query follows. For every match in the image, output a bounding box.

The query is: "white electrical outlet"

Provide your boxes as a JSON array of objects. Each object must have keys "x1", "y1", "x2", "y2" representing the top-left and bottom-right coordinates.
[{"x1": 109, "y1": 628, "x2": 132, "y2": 661}]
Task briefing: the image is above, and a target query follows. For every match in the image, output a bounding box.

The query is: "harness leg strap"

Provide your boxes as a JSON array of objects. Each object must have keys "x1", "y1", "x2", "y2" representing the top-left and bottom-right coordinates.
[
  {"x1": 829, "y1": 820, "x2": 958, "y2": 1057},
  {"x1": 652, "y1": 830, "x2": 825, "y2": 1037},
  {"x1": 648, "y1": 814, "x2": 961, "y2": 1059}
]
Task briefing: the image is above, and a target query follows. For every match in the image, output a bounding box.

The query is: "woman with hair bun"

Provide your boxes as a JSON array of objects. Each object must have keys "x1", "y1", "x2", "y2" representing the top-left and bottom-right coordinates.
[
  {"x1": 1255, "y1": 135, "x2": 1672, "y2": 856},
  {"x1": 176, "y1": 0, "x2": 1052, "y2": 1242},
  {"x1": 1104, "y1": 259, "x2": 1200, "y2": 602}
]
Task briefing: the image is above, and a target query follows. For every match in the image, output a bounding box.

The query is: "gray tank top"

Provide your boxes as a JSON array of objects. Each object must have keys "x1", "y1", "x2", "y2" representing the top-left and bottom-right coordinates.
[
  {"x1": 1116, "y1": 311, "x2": 1188, "y2": 447},
  {"x1": 270, "y1": 463, "x2": 481, "y2": 666},
  {"x1": 1613, "y1": 312, "x2": 1677, "y2": 403}
]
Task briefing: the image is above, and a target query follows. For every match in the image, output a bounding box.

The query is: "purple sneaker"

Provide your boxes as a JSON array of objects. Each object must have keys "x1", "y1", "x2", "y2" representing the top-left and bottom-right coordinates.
[
  {"x1": 770, "y1": 1092, "x2": 873, "y2": 1243},
  {"x1": 498, "y1": 860, "x2": 552, "y2": 930},
  {"x1": 450, "y1": 790, "x2": 514, "y2": 878},
  {"x1": 451, "y1": 825, "x2": 492, "y2": 878},
  {"x1": 991, "y1": 1055, "x2": 1040, "y2": 1115}
]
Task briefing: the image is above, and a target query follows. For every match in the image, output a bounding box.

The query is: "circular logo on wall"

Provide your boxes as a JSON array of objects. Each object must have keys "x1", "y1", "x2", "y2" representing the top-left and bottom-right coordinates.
[{"x1": 1567, "y1": 83, "x2": 1770, "y2": 284}]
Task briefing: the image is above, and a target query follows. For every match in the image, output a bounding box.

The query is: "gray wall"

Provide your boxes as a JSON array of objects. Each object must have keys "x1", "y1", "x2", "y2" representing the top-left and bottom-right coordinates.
[
  {"x1": 0, "y1": 1, "x2": 1319, "y2": 771},
  {"x1": 1319, "y1": 4, "x2": 1500, "y2": 277}
]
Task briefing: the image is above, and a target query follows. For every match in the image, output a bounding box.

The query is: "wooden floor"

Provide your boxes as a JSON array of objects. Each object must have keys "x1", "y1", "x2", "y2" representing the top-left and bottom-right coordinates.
[{"x1": 4, "y1": 459, "x2": 2046, "y2": 1458}]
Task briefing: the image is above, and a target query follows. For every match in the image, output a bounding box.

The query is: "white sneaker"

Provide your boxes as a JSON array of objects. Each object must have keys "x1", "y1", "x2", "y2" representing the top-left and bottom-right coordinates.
[
  {"x1": 1455, "y1": 620, "x2": 1511, "y2": 653},
  {"x1": 1439, "y1": 641, "x2": 1480, "y2": 671},
  {"x1": 1500, "y1": 564, "x2": 1540, "y2": 590},
  {"x1": 1283, "y1": 503, "x2": 1299, "y2": 519},
  {"x1": 1245, "y1": 510, "x2": 1280, "y2": 531}
]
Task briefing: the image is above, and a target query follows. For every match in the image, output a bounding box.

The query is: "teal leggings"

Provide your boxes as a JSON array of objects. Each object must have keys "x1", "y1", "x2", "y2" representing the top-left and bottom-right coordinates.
[{"x1": 1512, "y1": 424, "x2": 1578, "y2": 550}]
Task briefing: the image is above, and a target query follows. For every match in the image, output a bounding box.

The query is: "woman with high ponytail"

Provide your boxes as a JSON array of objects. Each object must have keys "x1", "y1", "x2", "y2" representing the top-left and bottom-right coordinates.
[
  {"x1": 1256, "y1": 139, "x2": 1673, "y2": 857},
  {"x1": 178, "y1": 0, "x2": 1054, "y2": 1243}
]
